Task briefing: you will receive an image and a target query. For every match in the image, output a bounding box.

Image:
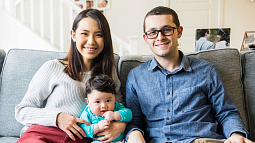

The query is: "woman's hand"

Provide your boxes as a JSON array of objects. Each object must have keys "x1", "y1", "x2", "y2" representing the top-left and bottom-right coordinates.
[
  {"x1": 56, "y1": 113, "x2": 90, "y2": 141},
  {"x1": 94, "y1": 121, "x2": 126, "y2": 143}
]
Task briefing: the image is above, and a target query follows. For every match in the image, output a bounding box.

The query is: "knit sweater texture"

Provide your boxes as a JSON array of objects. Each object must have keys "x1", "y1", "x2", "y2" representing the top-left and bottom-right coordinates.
[{"x1": 15, "y1": 59, "x2": 122, "y2": 136}]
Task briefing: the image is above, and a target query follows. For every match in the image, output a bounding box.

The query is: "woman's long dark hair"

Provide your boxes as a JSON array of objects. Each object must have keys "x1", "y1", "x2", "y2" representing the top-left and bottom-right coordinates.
[
  {"x1": 62, "y1": 9, "x2": 114, "y2": 81},
  {"x1": 217, "y1": 28, "x2": 230, "y2": 46}
]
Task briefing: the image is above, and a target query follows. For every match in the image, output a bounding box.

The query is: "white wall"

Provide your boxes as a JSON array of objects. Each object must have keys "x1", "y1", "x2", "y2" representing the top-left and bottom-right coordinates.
[
  {"x1": 1, "y1": 0, "x2": 255, "y2": 54},
  {"x1": 105, "y1": 0, "x2": 255, "y2": 55},
  {"x1": 105, "y1": 0, "x2": 165, "y2": 55},
  {"x1": 224, "y1": 0, "x2": 255, "y2": 50}
]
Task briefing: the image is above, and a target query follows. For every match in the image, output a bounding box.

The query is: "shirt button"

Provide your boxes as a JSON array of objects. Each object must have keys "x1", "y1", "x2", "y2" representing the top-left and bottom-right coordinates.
[
  {"x1": 167, "y1": 92, "x2": 170, "y2": 95},
  {"x1": 166, "y1": 117, "x2": 170, "y2": 120},
  {"x1": 167, "y1": 109, "x2": 170, "y2": 112}
]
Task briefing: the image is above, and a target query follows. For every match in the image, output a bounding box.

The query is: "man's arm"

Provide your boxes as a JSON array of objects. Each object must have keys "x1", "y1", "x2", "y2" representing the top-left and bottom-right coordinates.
[
  {"x1": 125, "y1": 71, "x2": 145, "y2": 141},
  {"x1": 207, "y1": 65, "x2": 248, "y2": 138}
]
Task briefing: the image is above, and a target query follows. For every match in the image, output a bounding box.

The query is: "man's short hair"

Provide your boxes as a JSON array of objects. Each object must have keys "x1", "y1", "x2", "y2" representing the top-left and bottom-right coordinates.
[
  {"x1": 85, "y1": 74, "x2": 116, "y2": 97},
  {"x1": 200, "y1": 29, "x2": 210, "y2": 37},
  {"x1": 143, "y1": 6, "x2": 180, "y2": 32}
]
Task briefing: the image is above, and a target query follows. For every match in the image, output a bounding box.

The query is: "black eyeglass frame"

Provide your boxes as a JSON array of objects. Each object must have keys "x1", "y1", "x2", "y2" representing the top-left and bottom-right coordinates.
[{"x1": 145, "y1": 26, "x2": 179, "y2": 39}]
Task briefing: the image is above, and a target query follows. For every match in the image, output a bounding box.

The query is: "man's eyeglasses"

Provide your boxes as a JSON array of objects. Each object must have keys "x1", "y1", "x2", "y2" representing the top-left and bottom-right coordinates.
[{"x1": 145, "y1": 27, "x2": 179, "y2": 39}]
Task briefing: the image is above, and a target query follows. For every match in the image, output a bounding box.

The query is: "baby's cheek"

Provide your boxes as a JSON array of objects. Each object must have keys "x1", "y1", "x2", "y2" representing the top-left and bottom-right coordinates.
[
  {"x1": 108, "y1": 106, "x2": 115, "y2": 112},
  {"x1": 91, "y1": 108, "x2": 101, "y2": 116}
]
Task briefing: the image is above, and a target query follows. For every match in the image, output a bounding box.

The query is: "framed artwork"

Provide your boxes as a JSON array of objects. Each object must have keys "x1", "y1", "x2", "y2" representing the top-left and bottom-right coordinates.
[
  {"x1": 86, "y1": 0, "x2": 94, "y2": 9},
  {"x1": 73, "y1": 0, "x2": 85, "y2": 11},
  {"x1": 72, "y1": 0, "x2": 107, "y2": 15},
  {"x1": 76, "y1": 4, "x2": 84, "y2": 10},
  {"x1": 96, "y1": 0, "x2": 110, "y2": 10},
  {"x1": 74, "y1": 0, "x2": 83, "y2": 3},
  {"x1": 241, "y1": 31, "x2": 255, "y2": 51},
  {"x1": 195, "y1": 28, "x2": 231, "y2": 47}
]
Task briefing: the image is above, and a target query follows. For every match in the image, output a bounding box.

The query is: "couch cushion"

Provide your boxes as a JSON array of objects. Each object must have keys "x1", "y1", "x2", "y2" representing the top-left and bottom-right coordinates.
[
  {"x1": 189, "y1": 49, "x2": 247, "y2": 130},
  {"x1": 114, "y1": 54, "x2": 120, "y2": 70},
  {"x1": 119, "y1": 48, "x2": 247, "y2": 130},
  {"x1": 0, "y1": 137, "x2": 19, "y2": 143},
  {"x1": 0, "y1": 49, "x2": 67, "y2": 137},
  {"x1": 0, "y1": 49, "x2": 6, "y2": 74},
  {"x1": 118, "y1": 55, "x2": 153, "y2": 97},
  {"x1": 241, "y1": 50, "x2": 255, "y2": 141}
]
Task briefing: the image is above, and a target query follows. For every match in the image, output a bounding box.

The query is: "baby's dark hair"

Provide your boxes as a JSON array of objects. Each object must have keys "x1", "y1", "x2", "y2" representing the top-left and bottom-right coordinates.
[{"x1": 85, "y1": 74, "x2": 116, "y2": 96}]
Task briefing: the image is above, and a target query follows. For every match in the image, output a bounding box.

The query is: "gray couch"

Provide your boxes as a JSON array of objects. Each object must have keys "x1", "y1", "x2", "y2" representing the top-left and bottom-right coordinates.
[{"x1": 0, "y1": 48, "x2": 254, "y2": 142}]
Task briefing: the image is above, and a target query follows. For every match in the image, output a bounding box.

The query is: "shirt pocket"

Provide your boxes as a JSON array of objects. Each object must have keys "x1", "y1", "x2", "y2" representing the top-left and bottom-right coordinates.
[{"x1": 175, "y1": 86, "x2": 208, "y2": 113}]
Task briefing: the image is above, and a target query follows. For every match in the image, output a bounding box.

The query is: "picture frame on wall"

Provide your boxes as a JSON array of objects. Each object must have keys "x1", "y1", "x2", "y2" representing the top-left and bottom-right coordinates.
[
  {"x1": 195, "y1": 28, "x2": 231, "y2": 48},
  {"x1": 72, "y1": 0, "x2": 84, "y2": 11},
  {"x1": 73, "y1": 0, "x2": 106, "y2": 15},
  {"x1": 241, "y1": 31, "x2": 255, "y2": 51},
  {"x1": 86, "y1": 0, "x2": 94, "y2": 9},
  {"x1": 76, "y1": 4, "x2": 84, "y2": 10},
  {"x1": 96, "y1": 0, "x2": 110, "y2": 10}
]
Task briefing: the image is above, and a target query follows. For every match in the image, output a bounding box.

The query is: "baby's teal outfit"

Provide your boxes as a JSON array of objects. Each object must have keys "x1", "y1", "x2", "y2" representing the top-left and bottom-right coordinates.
[{"x1": 79, "y1": 102, "x2": 132, "y2": 142}]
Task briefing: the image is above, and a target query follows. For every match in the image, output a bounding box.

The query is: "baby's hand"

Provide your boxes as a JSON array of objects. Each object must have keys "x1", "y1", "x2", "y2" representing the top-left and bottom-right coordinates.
[
  {"x1": 97, "y1": 120, "x2": 110, "y2": 131},
  {"x1": 102, "y1": 111, "x2": 115, "y2": 121}
]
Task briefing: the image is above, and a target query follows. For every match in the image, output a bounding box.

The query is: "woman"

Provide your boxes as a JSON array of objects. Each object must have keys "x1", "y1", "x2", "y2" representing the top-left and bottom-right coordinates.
[
  {"x1": 15, "y1": 9, "x2": 125, "y2": 143},
  {"x1": 215, "y1": 28, "x2": 230, "y2": 49}
]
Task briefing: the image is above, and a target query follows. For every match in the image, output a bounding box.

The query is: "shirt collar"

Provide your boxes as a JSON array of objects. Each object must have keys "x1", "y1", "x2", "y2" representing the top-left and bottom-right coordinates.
[
  {"x1": 200, "y1": 37, "x2": 207, "y2": 40},
  {"x1": 180, "y1": 51, "x2": 192, "y2": 72},
  {"x1": 148, "y1": 50, "x2": 192, "y2": 73}
]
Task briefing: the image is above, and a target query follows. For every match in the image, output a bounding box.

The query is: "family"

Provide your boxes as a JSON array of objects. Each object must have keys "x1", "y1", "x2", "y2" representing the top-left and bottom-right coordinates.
[{"x1": 15, "y1": 6, "x2": 253, "y2": 143}]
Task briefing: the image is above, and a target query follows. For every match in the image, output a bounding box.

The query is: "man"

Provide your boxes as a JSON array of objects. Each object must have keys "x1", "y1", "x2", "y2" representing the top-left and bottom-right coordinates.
[
  {"x1": 195, "y1": 29, "x2": 214, "y2": 51},
  {"x1": 125, "y1": 6, "x2": 252, "y2": 143}
]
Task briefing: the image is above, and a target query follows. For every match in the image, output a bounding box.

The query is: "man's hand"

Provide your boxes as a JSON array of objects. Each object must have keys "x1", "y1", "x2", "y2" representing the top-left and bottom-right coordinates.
[
  {"x1": 224, "y1": 133, "x2": 253, "y2": 143},
  {"x1": 56, "y1": 113, "x2": 90, "y2": 141},
  {"x1": 127, "y1": 130, "x2": 146, "y2": 143}
]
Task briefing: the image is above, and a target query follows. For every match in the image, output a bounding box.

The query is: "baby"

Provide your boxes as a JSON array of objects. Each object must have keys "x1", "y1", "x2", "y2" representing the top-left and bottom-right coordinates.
[{"x1": 79, "y1": 74, "x2": 132, "y2": 143}]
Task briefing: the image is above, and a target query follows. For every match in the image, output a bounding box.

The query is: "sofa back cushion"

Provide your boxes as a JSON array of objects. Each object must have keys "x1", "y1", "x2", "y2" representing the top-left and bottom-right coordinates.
[
  {"x1": 241, "y1": 51, "x2": 255, "y2": 141},
  {"x1": 189, "y1": 49, "x2": 247, "y2": 129},
  {"x1": 118, "y1": 48, "x2": 247, "y2": 129},
  {"x1": 0, "y1": 49, "x2": 6, "y2": 74},
  {"x1": 0, "y1": 49, "x2": 67, "y2": 137},
  {"x1": 0, "y1": 49, "x2": 120, "y2": 137}
]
